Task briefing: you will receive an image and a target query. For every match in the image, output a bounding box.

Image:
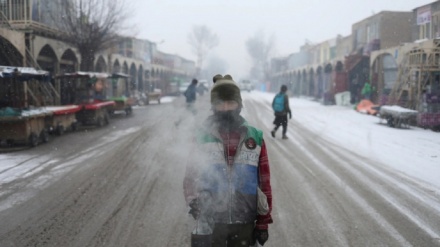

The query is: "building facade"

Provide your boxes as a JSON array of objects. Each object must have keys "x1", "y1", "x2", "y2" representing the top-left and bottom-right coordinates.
[{"x1": 0, "y1": 0, "x2": 195, "y2": 105}]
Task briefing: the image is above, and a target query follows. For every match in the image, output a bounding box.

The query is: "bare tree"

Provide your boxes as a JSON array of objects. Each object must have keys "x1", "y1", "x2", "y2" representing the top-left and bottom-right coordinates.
[
  {"x1": 202, "y1": 55, "x2": 228, "y2": 80},
  {"x1": 51, "y1": 0, "x2": 132, "y2": 71},
  {"x1": 187, "y1": 25, "x2": 219, "y2": 77},
  {"x1": 245, "y1": 30, "x2": 275, "y2": 82}
]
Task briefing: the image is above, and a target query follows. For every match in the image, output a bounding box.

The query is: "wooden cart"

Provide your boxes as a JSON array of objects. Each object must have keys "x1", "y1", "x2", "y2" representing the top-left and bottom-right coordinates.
[
  {"x1": 0, "y1": 66, "x2": 53, "y2": 147},
  {"x1": 55, "y1": 72, "x2": 115, "y2": 127},
  {"x1": 108, "y1": 96, "x2": 135, "y2": 115},
  {"x1": 0, "y1": 109, "x2": 52, "y2": 147},
  {"x1": 44, "y1": 105, "x2": 82, "y2": 134},
  {"x1": 107, "y1": 73, "x2": 135, "y2": 115},
  {"x1": 76, "y1": 101, "x2": 115, "y2": 126},
  {"x1": 379, "y1": 105, "x2": 418, "y2": 128},
  {"x1": 146, "y1": 89, "x2": 161, "y2": 105}
]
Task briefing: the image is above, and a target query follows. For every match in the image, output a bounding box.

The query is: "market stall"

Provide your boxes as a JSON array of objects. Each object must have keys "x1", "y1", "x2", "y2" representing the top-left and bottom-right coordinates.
[
  {"x1": 0, "y1": 108, "x2": 52, "y2": 146},
  {"x1": 107, "y1": 73, "x2": 135, "y2": 115},
  {"x1": 55, "y1": 72, "x2": 115, "y2": 127},
  {"x1": 44, "y1": 105, "x2": 82, "y2": 134},
  {"x1": 0, "y1": 66, "x2": 53, "y2": 146}
]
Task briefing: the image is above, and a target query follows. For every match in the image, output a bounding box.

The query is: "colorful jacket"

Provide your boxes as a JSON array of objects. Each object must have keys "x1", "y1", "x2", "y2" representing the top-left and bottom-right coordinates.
[
  {"x1": 361, "y1": 82, "x2": 372, "y2": 95},
  {"x1": 183, "y1": 116, "x2": 273, "y2": 229}
]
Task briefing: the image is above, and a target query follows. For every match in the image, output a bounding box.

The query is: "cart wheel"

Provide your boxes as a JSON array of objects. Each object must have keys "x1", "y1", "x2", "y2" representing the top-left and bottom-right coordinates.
[
  {"x1": 386, "y1": 116, "x2": 394, "y2": 127},
  {"x1": 96, "y1": 117, "x2": 104, "y2": 127},
  {"x1": 71, "y1": 122, "x2": 78, "y2": 131},
  {"x1": 29, "y1": 133, "x2": 38, "y2": 147},
  {"x1": 432, "y1": 125, "x2": 440, "y2": 132},
  {"x1": 125, "y1": 107, "x2": 132, "y2": 115},
  {"x1": 104, "y1": 112, "x2": 110, "y2": 125},
  {"x1": 56, "y1": 125, "x2": 65, "y2": 135},
  {"x1": 40, "y1": 129, "x2": 50, "y2": 143},
  {"x1": 6, "y1": 139, "x2": 14, "y2": 146}
]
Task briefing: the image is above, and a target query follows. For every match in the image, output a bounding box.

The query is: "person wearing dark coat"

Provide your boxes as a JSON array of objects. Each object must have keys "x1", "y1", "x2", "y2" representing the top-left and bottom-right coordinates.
[
  {"x1": 271, "y1": 85, "x2": 292, "y2": 139},
  {"x1": 185, "y1": 78, "x2": 198, "y2": 103},
  {"x1": 185, "y1": 78, "x2": 198, "y2": 114}
]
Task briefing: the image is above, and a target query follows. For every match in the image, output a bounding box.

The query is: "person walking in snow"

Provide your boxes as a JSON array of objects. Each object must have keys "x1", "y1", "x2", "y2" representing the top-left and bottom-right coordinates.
[
  {"x1": 184, "y1": 78, "x2": 199, "y2": 114},
  {"x1": 271, "y1": 85, "x2": 292, "y2": 140},
  {"x1": 183, "y1": 74, "x2": 273, "y2": 247}
]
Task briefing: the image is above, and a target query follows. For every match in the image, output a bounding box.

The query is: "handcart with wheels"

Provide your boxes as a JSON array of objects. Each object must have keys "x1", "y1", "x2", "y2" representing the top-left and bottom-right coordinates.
[
  {"x1": 0, "y1": 109, "x2": 52, "y2": 147},
  {"x1": 146, "y1": 89, "x2": 161, "y2": 105},
  {"x1": 55, "y1": 72, "x2": 115, "y2": 127},
  {"x1": 44, "y1": 105, "x2": 82, "y2": 134},
  {"x1": 107, "y1": 73, "x2": 135, "y2": 115},
  {"x1": 379, "y1": 105, "x2": 418, "y2": 128},
  {"x1": 0, "y1": 66, "x2": 53, "y2": 147}
]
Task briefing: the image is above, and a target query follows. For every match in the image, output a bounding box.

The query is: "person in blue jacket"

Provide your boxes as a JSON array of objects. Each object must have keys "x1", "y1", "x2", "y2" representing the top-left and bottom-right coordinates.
[{"x1": 271, "y1": 85, "x2": 292, "y2": 139}]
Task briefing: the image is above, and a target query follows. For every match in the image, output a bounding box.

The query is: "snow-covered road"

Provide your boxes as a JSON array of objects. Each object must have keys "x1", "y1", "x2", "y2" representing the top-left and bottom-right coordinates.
[
  {"x1": 0, "y1": 92, "x2": 439, "y2": 246},
  {"x1": 243, "y1": 91, "x2": 440, "y2": 246}
]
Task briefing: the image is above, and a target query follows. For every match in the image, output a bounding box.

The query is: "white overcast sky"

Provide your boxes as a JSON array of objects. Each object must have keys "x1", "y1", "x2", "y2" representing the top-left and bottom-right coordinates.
[{"x1": 130, "y1": 0, "x2": 433, "y2": 79}]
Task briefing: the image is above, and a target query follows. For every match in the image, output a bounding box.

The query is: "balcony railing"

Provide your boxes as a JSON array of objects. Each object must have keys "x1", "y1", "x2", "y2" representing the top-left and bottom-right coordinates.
[
  {"x1": 0, "y1": 0, "x2": 29, "y2": 24},
  {"x1": 408, "y1": 49, "x2": 440, "y2": 68},
  {"x1": 0, "y1": 0, "x2": 60, "y2": 35}
]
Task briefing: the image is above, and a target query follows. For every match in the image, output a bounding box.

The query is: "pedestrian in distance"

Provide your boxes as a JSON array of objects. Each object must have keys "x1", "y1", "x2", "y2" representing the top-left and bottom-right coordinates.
[
  {"x1": 183, "y1": 74, "x2": 273, "y2": 247},
  {"x1": 271, "y1": 85, "x2": 292, "y2": 140},
  {"x1": 185, "y1": 78, "x2": 199, "y2": 114},
  {"x1": 350, "y1": 74, "x2": 360, "y2": 104},
  {"x1": 361, "y1": 80, "x2": 372, "y2": 100},
  {"x1": 197, "y1": 81, "x2": 209, "y2": 96}
]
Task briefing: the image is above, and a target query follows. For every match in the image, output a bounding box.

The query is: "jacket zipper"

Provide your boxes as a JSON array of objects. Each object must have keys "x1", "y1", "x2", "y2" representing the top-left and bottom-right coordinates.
[{"x1": 222, "y1": 131, "x2": 246, "y2": 224}]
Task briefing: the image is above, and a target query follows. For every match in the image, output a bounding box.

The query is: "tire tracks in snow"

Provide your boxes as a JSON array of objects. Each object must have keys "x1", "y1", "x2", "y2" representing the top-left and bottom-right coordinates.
[{"x1": 242, "y1": 94, "x2": 440, "y2": 246}]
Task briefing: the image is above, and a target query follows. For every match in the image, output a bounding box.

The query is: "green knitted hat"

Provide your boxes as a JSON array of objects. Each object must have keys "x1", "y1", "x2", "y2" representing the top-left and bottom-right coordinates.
[{"x1": 211, "y1": 74, "x2": 242, "y2": 107}]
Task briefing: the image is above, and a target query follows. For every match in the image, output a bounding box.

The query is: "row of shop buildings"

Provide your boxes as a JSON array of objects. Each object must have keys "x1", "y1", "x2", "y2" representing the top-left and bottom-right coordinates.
[
  {"x1": 270, "y1": 1, "x2": 439, "y2": 112},
  {"x1": 0, "y1": 0, "x2": 196, "y2": 107}
]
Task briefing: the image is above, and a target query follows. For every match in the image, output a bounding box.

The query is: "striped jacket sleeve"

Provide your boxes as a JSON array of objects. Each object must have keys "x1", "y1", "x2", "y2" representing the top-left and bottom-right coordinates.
[{"x1": 256, "y1": 140, "x2": 273, "y2": 229}]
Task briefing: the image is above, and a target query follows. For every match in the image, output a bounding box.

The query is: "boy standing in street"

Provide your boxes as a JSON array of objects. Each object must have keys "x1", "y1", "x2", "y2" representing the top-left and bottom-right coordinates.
[
  {"x1": 271, "y1": 85, "x2": 292, "y2": 139},
  {"x1": 183, "y1": 74, "x2": 273, "y2": 246}
]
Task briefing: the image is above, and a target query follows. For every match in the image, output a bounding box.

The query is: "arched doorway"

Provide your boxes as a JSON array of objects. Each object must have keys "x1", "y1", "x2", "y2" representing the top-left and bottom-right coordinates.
[
  {"x1": 37, "y1": 44, "x2": 58, "y2": 75},
  {"x1": 112, "y1": 60, "x2": 121, "y2": 73},
  {"x1": 59, "y1": 49, "x2": 78, "y2": 105},
  {"x1": 129, "y1": 63, "x2": 137, "y2": 93},
  {"x1": 95, "y1": 56, "x2": 107, "y2": 72},
  {"x1": 0, "y1": 35, "x2": 23, "y2": 66},
  {"x1": 122, "y1": 62, "x2": 128, "y2": 74},
  {"x1": 60, "y1": 49, "x2": 78, "y2": 73},
  {"x1": 308, "y1": 68, "x2": 315, "y2": 98},
  {"x1": 372, "y1": 53, "x2": 397, "y2": 104},
  {"x1": 301, "y1": 69, "x2": 307, "y2": 96},
  {"x1": 316, "y1": 66, "x2": 323, "y2": 98},
  {"x1": 333, "y1": 61, "x2": 347, "y2": 95},
  {"x1": 138, "y1": 65, "x2": 144, "y2": 92}
]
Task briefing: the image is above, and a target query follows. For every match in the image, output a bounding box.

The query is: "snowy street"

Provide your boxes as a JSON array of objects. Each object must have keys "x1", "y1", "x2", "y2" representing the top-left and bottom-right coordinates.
[{"x1": 0, "y1": 92, "x2": 439, "y2": 246}]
